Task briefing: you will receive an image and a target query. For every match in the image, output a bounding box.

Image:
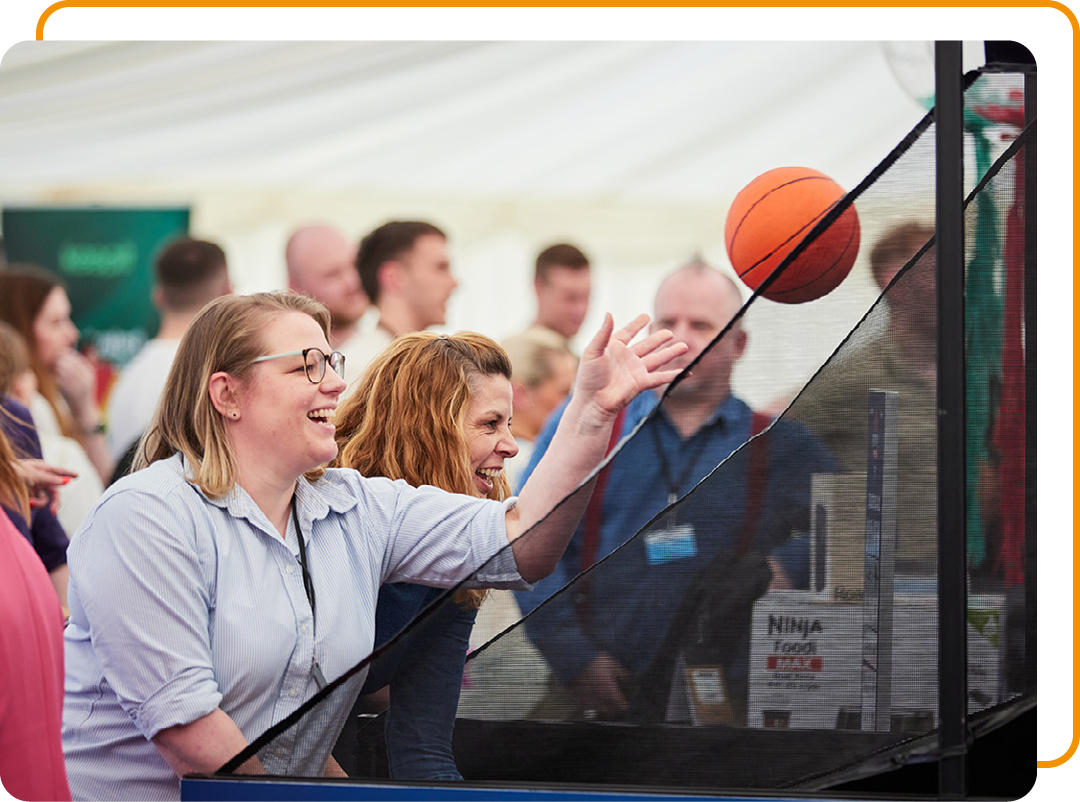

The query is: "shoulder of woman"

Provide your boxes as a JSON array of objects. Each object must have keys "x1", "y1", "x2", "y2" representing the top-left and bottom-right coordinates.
[
  {"x1": 314, "y1": 469, "x2": 466, "y2": 516},
  {"x1": 320, "y1": 466, "x2": 401, "y2": 493},
  {"x1": 68, "y1": 456, "x2": 203, "y2": 551},
  {"x1": 82, "y1": 455, "x2": 203, "y2": 522}
]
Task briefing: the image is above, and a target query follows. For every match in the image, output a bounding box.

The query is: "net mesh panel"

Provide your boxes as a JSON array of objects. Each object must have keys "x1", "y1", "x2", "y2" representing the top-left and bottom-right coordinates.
[{"x1": 221, "y1": 68, "x2": 1033, "y2": 793}]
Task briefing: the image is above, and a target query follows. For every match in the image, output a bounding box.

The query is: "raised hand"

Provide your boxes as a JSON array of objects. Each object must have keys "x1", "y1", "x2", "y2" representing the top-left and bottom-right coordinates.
[
  {"x1": 54, "y1": 350, "x2": 100, "y2": 428},
  {"x1": 507, "y1": 314, "x2": 687, "y2": 581},
  {"x1": 574, "y1": 313, "x2": 687, "y2": 419}
]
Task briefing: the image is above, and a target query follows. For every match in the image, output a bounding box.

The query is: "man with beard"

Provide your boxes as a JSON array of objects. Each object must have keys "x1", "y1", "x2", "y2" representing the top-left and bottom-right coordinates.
[{"x1": 285, "y1": 224, "x2": 368, "y2": 351}]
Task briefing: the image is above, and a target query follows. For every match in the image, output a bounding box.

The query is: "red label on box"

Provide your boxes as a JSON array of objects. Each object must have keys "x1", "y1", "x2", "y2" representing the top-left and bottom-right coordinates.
[{"x1": 767, "y1": 655, "x2": 823, "y2": 672}]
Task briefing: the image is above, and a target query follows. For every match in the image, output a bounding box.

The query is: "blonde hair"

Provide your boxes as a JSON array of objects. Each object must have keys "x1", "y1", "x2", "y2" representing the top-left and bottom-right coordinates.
[
  {"x1": 501, "y1": 327, "x2": 576, "y2": 389},
  {"x1": 0, "y1": 428, "x2": 30, "y2": 524},
  {"x1": 0, "y1": 321, "x2": 31, "y2": 397},
  {"x1": 334, "y1": 331, "x2": 514, "y2": 607},
  {"x1": 135, "y1": 292, "x2": 332, "y2": 498}
]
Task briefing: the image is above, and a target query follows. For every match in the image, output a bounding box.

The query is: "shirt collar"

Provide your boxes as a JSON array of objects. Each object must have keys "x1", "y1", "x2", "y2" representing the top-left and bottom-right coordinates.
[
  {"x1": 646, "y1": 390, "x2": 751, "y2": 436},
  {"x1": 178, "y1": 453, "x2": 360, "y2": 534}
]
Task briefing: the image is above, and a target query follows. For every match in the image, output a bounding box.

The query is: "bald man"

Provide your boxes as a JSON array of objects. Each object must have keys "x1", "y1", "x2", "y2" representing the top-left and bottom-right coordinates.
[
  {"x1": 286, "y1": 225, "x2": 368, "y2": 350},
  {"x1": 514, "y1": 260, "x2": 835, "y2": 724}
]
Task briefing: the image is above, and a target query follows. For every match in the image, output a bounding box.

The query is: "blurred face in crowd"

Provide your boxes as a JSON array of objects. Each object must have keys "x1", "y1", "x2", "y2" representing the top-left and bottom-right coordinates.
[
  {"x1": 33, "y1": 287, "x2": 80, "y2": 371},
  {"x1": 877, "y1": 245, "x2": 937, "y2": 340},
  {"x1": 651, "y1": 268, "x2": 746, "y2": 402},
  {"x1": 535, "y1": 266, "x2": 591, "y2": 341},
  {"x1": 398, "y1": 234, "x2": 457, "y2": 329},
  {"x1": 288, "y1": 227, "x2": 367, "y2": 332},
  {"x1": 528, "y1": 350, "x2": 577, "y2": 426}
]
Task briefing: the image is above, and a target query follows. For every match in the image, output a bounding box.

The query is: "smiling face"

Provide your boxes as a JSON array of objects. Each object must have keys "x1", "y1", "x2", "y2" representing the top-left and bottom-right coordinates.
[
  {"x1": 463, "y1": 372, "x2": 518, "y2": 497},
  {"x1": 32, "y1": 287, "x2": 79, "y2": 371},
  {"x1": 229, "y1": 311, "x2": 347, "y2": 484}
]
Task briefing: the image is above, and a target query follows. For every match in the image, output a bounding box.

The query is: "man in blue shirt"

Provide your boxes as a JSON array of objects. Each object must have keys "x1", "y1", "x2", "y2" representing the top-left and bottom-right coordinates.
[{"x1": 514, "y1": 261, "x2": 835, "y2": 722}]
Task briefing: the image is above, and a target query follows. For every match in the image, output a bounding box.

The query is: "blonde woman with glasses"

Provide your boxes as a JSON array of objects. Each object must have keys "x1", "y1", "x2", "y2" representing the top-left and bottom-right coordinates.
[{"x1": 60, "y1": 291, "x2": 684, "y2": 800}]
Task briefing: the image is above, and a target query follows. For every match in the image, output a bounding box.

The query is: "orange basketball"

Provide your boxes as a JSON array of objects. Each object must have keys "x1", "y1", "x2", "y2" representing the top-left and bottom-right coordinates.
[{"x1": 725, "y1": 166, "x2": 860, "y2": 304}]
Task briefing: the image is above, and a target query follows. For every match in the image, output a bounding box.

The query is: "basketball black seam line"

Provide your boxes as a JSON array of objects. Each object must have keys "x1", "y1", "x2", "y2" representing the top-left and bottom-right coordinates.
[
  {"x1": 734, "y1": 194, "x2": 838, "y2": 279},
  {"x1": 768, "y1": 214, "x2": 860, "y2": 299},
  {"x1": 730, "y1": 178, "x2": 834, "y2": 277}
]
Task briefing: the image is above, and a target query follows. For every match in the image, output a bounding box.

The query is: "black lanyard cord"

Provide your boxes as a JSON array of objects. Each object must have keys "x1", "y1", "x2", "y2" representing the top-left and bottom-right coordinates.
[
  {"x1": 292, "y1": 498, "x2": 316, "y2": 624},
  {"x1": 292, "y1": 497, "x2": 328, "y2": 690},
  {"x1": 650, "y1": 419, "x2": 714, "y2": 502}
]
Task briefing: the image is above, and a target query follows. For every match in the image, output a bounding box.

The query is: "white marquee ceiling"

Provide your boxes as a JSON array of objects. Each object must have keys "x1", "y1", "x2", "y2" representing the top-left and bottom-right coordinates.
[{"x1": 0, "y1": 40, "x2": 938, "y2": 405}]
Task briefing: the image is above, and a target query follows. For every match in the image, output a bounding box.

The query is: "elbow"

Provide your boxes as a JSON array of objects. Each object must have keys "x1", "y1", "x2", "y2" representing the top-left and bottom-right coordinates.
[
  {"x1": 509, "y1": 541, "x2": 558, "y2": 585},
  {"x1": 517, "y1": 561, "x2": 554, "y2": 586},
  {"x1": 504, "y1": 508, "x2": 568, "y2": 585}
]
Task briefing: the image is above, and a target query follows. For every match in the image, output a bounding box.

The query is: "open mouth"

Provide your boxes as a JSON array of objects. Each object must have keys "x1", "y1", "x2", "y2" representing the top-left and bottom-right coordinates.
[
  {"x1": 307, "y1": 409, "x2": 334, "y2": 427},
  {"x1": 474, "y1": 467, "x2": 501, "y2": 494}
]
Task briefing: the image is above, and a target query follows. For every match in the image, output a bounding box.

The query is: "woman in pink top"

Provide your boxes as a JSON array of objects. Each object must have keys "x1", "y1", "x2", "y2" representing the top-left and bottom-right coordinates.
[{"x1": 0, "y1": 428, "x2": 71, "y2": 801}]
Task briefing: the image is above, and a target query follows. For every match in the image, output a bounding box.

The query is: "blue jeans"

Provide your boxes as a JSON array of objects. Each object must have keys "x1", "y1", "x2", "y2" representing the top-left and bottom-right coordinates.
[{"x1": 361, "y1": 583, "x2": 478, "y2": 781}]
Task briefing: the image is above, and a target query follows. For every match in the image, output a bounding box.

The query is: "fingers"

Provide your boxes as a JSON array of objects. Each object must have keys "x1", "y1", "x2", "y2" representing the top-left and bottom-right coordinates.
[
  {"x1": 19, "y1": 459, "x2": 77, "y2": 486},
  {"x1": 573, "y1": 653, "x2": 631, "y2": 719},
  {"x1": 611, "y1": 313, "x2": 650, "y2": 345},
  {"x1": 629, "y1": 326, "x2": 675, "y2": 357},
  {"x1": 584, "y1": 313, "x2": 656, "y2": 360},
  {"x1": 581, "y1": 312, "x2": 615, "y2": 361},
  {"x1": 638, "y1": 340, "x2": 688, "y2": 373}
]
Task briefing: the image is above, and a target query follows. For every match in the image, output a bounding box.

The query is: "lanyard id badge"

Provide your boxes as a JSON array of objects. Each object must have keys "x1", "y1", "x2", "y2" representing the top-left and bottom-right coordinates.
[{"x1": 644, "y1": 521, "x2": 698, "y2": 565}]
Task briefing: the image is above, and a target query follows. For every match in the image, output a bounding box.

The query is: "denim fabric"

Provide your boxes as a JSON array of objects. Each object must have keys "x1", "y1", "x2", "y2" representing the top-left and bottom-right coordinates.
[{"x1": 362, "y1": 582, "x2": 478, "y2": 781}]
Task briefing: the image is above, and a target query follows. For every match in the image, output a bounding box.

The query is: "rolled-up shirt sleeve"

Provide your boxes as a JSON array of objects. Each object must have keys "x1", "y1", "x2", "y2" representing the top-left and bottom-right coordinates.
[{"x1": 67, "y1": 488, "x2": 222, "y2": 740}]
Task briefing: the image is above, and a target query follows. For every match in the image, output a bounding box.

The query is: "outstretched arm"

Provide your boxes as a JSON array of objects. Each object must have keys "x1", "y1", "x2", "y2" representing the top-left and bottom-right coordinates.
[{"x1": 506, "y1": 313, "x2": 686, "y2": 582}]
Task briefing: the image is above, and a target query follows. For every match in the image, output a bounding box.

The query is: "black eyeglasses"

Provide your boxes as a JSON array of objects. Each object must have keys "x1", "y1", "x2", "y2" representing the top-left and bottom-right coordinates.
[{"x1": 252, "y1": 348, "x2": 346, "y2": 384}]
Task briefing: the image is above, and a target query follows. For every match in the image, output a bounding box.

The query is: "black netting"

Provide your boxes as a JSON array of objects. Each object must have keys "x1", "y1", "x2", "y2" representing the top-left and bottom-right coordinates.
[{"x1": 217, "y1": 67, "x2": 1034, "y2": 796}]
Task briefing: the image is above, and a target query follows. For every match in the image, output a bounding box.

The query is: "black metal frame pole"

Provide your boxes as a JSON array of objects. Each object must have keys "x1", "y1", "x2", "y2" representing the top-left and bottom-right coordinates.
[
  {"x1": 1024, "y1": 71, "x2": 1037, "y2": 696},
  {"x1": 935, "y1": 40, "x2": 968, "y2": 799}
]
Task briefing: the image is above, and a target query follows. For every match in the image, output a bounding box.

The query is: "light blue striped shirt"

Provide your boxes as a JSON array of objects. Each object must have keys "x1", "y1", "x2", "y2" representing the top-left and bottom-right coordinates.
[{"x1": 62, "y1": 454, "x2": 525, "y2": 801}]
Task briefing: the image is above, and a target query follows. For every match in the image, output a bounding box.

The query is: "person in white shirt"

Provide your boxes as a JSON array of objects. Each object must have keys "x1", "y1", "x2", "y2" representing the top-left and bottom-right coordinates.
[
  {"x1": 340, "y1": 221, "x2": 458, "y2": 393},
  {"x1": 106, "y1": 238, "x2": 230, "y2": 469}
]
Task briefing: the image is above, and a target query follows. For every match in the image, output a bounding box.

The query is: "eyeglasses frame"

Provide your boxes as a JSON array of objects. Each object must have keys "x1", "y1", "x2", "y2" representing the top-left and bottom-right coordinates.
[{"x1": 252, "y1": 348, "x2": 346, "y2": 384}]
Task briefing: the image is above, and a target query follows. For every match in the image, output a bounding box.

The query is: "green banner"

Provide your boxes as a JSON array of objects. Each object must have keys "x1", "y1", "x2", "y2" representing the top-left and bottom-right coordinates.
[{"x1": 2, "y1": 206, "x2": 190, "y2": 368}]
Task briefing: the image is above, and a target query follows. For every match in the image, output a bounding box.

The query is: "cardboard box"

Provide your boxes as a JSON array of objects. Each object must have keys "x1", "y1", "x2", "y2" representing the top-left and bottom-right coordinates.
[
  {"x1": 747, "y1": 592, "x2": 1005, "y2": 730},
  {"x1": 809, "y1": 473, "x2": 868, "y2": 603}
]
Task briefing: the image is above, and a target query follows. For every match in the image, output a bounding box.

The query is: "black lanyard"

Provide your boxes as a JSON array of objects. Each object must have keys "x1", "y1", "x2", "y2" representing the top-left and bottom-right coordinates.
[
  {"x1": 292, "y1": 498, "x2": 316, "y2": 621},
  {"x1": 650, "y1": 419, "x2": 714, "y2": 505},
  {"x1": 292, "y1": 497, "x2": 327, "y2": 689}
]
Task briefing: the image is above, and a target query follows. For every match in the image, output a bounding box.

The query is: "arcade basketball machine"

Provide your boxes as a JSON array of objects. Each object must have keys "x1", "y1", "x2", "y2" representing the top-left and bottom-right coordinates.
[{"x1": 184, "y1": 41, "x2": 1036, "y2": 802}]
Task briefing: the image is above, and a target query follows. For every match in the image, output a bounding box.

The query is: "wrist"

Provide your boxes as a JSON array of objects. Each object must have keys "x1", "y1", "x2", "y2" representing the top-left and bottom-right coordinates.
[
  {"x1": 566, "y1": 393, "x2": 617, "y2": 435},
  {"x1": 81, "y1": 419, "x2": 106, "y2": 436}
]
